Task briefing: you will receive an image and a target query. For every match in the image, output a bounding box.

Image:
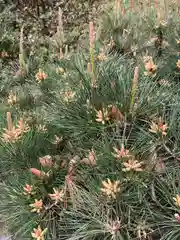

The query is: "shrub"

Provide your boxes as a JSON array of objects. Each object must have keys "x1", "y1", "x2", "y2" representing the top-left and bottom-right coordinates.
[{"x1": 0, "y1": 1, "x2": 180, "y2": 239}]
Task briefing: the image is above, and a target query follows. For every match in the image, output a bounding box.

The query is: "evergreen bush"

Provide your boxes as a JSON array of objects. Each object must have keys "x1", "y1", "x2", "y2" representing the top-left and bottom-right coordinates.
[{"x1": 0, "y1": 0, "x2": 180, "y2": 239}]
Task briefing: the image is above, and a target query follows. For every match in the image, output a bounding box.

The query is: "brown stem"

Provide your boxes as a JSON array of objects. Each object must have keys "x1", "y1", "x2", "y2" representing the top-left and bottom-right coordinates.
[
  {"x1": 163, "y1": 142, "x2": 177, "y2": 160},
  {"x1": 7, "y1": 112, "x2": 13, "y2": 131}
]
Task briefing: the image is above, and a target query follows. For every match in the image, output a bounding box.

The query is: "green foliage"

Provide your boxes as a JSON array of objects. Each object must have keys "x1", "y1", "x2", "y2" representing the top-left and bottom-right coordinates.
[{"x1": 0, "y1": 1, "x2": 180, "y2": 240}]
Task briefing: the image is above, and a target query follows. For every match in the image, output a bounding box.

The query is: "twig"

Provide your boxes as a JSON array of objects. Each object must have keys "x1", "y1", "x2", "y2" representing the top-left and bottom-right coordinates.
[
  {"x1": 163, "y1": 142, "x2": 177, "y2": 160},
  {"x1": 122, "y1": 121, "x2": 127, "y2": 144},
  {"x1": 25, "y1": 8, "x2": 39, "y2": 21}
]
